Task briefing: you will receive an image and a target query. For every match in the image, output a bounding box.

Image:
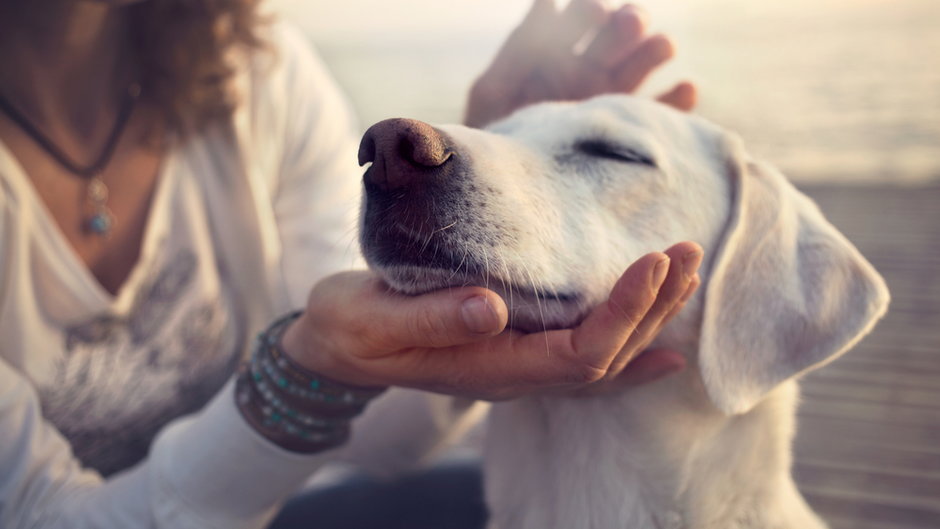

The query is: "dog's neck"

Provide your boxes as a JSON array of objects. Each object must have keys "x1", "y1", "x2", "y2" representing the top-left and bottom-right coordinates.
[{"x1": 483, "y1": 331, "x2": 827, "y2": 529}]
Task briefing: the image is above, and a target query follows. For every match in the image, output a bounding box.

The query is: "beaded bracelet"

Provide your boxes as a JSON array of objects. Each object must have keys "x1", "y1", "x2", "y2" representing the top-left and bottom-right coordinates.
[{"x1": 235, "y1": 311, "x2": 387, "y2": 453}]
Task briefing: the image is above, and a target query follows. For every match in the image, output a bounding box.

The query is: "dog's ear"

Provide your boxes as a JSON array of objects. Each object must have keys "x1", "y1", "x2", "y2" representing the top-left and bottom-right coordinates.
[{"x1": 699, "y1": 135, "x2": 890, "y2": 415}]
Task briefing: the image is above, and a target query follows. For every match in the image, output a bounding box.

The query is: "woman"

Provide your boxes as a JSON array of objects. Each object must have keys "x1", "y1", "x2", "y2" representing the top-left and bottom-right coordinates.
[{"x1": 0, "y1": 0, "x2": 701, "y2": 527}]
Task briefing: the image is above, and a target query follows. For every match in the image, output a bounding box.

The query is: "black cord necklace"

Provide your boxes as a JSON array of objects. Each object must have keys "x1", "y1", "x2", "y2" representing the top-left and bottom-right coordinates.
[{"x1": 0, "y1": 83, "x2": 141, "y2": 237}]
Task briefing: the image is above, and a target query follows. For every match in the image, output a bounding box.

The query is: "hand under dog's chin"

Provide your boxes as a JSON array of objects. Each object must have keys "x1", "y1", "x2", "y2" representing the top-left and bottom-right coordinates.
[{"x1": 373, "y1": 264, "x2": 589, "y2": 333}]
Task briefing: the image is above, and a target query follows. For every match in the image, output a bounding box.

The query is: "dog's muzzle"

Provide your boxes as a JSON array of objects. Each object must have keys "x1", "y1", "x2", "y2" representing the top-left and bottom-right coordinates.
[{"x1": 358, "y1": 118, "x2": 480, "y2": 273}]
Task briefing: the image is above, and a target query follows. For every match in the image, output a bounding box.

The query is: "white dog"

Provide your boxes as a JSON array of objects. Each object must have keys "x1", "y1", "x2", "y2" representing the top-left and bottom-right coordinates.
[{"x1": 357, "y1": 95, "x2": 890, "y2": 529}]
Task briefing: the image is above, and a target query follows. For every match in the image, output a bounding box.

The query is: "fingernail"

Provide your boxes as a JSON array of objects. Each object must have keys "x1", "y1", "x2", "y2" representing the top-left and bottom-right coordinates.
[
  {"x1": 651, "y1": 257, "x2": 670, "y2": 289},
  {"x1": 462, "y1": 296, "x2": 499, "y2": 334},
  {"x1": 682, "y1": 250, "x2": 703, "y2": 280}
]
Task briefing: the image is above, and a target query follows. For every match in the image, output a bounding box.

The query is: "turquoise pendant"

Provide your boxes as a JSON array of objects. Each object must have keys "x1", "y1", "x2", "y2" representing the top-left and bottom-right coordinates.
[
  {"x1": 87, "y1": 211, "x2": 114, "y2": 235},
  {"x1": 85, "y1": 177, "x2": 114, "y2": 237}
]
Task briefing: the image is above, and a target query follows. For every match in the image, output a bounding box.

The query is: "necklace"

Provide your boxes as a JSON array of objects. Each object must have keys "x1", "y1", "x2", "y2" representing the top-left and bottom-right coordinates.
[{"x1": 0, "y1": 83, "x2": 140, "y2": 237}]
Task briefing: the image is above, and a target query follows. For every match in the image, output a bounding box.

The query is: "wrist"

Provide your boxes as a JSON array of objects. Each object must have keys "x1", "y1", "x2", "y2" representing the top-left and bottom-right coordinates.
[
  {"x1": 280, "y1": 311, "x2": 384, "y2": 389},
  {"x1": 280, "y1": 314, "x2": 314, "y2": 368},
  {"x1": 235, "y1": 311, "x2": 386, "y2": 453}
]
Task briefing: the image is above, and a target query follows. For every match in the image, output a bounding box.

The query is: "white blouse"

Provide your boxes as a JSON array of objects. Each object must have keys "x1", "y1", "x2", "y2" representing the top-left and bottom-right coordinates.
[{"x1": 0, "y1": 23, "x2": 473, "y2": 529}]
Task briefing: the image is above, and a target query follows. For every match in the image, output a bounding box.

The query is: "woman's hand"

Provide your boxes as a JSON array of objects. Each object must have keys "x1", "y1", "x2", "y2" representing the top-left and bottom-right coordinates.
[
  {"x1": 281, "y1": 242, "x2": 702, "y2": 401},
  {"x1": 465, "y1": 0, "x2": 697, "y2": 128}
]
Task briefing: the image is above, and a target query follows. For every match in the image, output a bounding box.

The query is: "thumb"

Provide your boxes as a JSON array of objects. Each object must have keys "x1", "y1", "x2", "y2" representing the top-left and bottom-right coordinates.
[{"x1": 371, "y1": 286, "x2": 509, "y2": 349}]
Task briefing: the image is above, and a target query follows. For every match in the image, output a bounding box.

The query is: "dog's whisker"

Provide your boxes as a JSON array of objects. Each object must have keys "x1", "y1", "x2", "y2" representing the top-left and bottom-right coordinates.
[
  {"x1": 419, "y1": 230, "x2": 436, "y2": 255},
  {"x1": 433, "y1": 220, "x2": 458, "y2": 234},
  {"x1": 517, "y1": 255, "x2": 551, "y2": 356},
  {"x1": 446, "y1": 247, "x2": 470, "y2": 283},
  {"x1": 481, "y1": 247, "x2": 492, "y2": 295}
]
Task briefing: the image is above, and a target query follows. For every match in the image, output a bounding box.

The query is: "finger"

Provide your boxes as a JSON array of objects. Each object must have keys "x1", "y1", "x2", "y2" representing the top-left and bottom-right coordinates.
[
  {"x1": 569, "y1": 252, "x2": 670, "y2": 370},
  {"x1": 523, "y1": 0, "x2": 556, "y2": 26},
  {"x1": 611, "y1": 33, "x2": 675, "y2": 93},
  {"x1": 427, "y1": 252, "x2": 670, "y2": 393},
  {"x1": 371, "y1": 252, "x2": 676, "y2": 398},
  {"x1": 659, "y1": 273, "x2": 700, "y2": 325},
  {"x1": 388, "y1": 250, "x2": 667, "y2": 398},
  {"x1": 500, "y1": 0, "x2": 558, "y2": 62},
  {"x1": 613, "y1": 348, "x2": 686, "y2": 386},
  {"x1": 656, "y1": 81, "x2": 698, "y2": 111},
  {"x1": 390, "y1": 330, "x2": 577, "y2": 399},
  {"x1": 556, "y1": 0, "x2": 609, "y2": 52},
  {"x1": 582, "y1": 5, "x2": 649, "y2": 69},
  {"x1": 620, "y1": 243, "x2": 703, "y2": 354},
  {"x1": 472, "y1": 0, "x2": 558, "y2": 95},
  {"x1": 362, "y1": 282, "x2": 510, "y2": 350},
  {"x1": 600, "y1": 243, "x2": 701, "y2": 377},
  {"x1": 568, "y1": 5, "x2": 648, "y2": 100}
]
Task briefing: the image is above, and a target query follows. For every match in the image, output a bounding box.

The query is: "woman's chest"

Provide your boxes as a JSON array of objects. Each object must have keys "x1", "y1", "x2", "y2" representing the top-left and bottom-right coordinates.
[{"x1": 0, "y1": 152, "x2": 248, "y2": 474}]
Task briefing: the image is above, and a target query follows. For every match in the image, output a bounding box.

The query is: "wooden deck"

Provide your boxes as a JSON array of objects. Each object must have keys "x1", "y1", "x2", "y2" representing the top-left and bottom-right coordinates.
[{"x1": 792, "y1": 184, "x2": 940, "y2": 529}]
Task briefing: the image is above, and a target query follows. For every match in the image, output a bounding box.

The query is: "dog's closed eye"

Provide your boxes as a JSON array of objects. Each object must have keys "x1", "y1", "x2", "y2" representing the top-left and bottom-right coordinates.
[{"x1": 575, "y1": 140, "x2": 656, "y2": 168}]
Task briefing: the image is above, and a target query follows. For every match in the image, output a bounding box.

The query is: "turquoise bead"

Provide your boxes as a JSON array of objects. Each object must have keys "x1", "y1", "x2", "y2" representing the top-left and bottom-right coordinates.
[{"x1": 88, "y1": 213, "x2": 112, "y2": 234}]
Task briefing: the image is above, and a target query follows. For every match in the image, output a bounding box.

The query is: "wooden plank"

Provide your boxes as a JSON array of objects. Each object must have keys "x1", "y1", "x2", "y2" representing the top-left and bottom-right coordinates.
[
  {"x1": 822, "y1": 516, "x2": 937, "y2": 529},
  {"x1": 798, "y1": 399, "x2": 940, "y2": 427},
  {"x1": 800, "y1": 488, "x2": 940, "y2": 529},
  {"x1": 801, "y1": 383, "x2": 940, "y2": 410},
  {"x1": 793, "y1": 438, "x2": 940, "y2": 474}
]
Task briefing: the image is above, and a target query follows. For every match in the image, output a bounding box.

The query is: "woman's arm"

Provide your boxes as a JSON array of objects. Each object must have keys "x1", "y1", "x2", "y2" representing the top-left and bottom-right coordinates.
[
  {"x1": 0, "y1": 356, "x2": 341, "y2": 528},
  {"x1": 263, "y1": 24, "x2": 488, "y2": 475}
]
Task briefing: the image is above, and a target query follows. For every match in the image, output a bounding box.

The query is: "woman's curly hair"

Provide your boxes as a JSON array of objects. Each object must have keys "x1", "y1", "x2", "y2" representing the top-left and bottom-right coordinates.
[{"x1": 128, "y1": 0, "x2": 268, "y2": 136}]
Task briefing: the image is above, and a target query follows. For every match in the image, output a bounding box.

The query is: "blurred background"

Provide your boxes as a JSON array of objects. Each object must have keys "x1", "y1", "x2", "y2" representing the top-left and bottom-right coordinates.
[
  {"x1": 270, "y1": 0, "x2": 940, "y2": 527},
  {"x1": 271, "y1": 0, "x2": 940, "y2": 185}
]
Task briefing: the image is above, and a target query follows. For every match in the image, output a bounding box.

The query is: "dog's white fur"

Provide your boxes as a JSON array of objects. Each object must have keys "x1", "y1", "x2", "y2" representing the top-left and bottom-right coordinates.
[{"x1": 364, "y1": 95, "x2": 890, "y2": 529}]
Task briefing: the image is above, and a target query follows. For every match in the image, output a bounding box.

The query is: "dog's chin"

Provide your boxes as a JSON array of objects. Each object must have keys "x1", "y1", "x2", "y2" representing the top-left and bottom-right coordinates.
[{"x1": 374, "y1": 264, "x2": 588, "y2": 333}]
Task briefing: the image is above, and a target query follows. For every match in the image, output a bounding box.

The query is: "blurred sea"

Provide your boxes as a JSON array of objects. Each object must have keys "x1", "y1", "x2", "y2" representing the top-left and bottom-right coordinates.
[{"x1": 294, "y1": 0, "x2": 940, "y2": 184}]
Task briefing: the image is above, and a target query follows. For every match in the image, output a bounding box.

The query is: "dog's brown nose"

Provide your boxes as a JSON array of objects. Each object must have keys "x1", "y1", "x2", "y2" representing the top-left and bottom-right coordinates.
[{"x1": 359, "y1": 118, "x2": 453, "y2": 191}]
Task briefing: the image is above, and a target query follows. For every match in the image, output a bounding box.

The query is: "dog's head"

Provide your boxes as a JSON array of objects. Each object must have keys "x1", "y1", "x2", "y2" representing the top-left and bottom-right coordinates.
[{"x1": 358, "y1": 95, "x2": 889, "y2": 414}]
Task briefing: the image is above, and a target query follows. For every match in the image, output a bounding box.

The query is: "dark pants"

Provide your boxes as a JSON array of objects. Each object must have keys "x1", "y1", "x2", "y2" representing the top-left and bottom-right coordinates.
[{"x1": 268, "y1": 460, "x2": 488, "y2": 529}]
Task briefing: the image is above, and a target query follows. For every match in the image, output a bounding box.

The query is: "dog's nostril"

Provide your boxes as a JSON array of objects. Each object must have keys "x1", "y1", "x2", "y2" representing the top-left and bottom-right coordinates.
[
  {"x1": 359, "y1": 118, "x2": 455, "y2": 192},
  {"x1": 358, "y1": 135, "x2": 377, "y2": 167}
]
